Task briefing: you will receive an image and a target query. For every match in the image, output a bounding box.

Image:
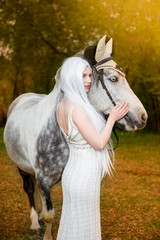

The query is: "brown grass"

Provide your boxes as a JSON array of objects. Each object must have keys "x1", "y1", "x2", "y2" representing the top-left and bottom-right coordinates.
[{"x1": 0, "y1": 129, "x2": 160, "y2": 240}]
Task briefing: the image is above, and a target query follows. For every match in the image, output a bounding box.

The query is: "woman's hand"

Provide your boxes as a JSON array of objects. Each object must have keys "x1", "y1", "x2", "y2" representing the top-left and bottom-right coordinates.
[{"x1": 109, "y1": 101, "x2": 130, "y2": 122}]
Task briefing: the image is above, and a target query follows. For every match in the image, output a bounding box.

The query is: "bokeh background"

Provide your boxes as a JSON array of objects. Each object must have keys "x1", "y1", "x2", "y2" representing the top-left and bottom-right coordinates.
[
  {"x1": 0, "y1": 0, "x2": 160, "y2": 131},
  {"x1": 0, "y1": 1, "x2": 160, "y2": 239}
]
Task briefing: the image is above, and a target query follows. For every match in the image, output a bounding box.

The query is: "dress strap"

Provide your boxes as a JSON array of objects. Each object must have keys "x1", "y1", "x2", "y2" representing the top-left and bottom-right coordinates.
[
  {"x1": 68, "y1": 105, "x2": 75, "y2": 121},
  {"x1": 68, "y1": 105, "x2": 77, "y2": 137},
  {"x1": 56, "y1": 103, "x2": 77, "y2": 139},
  {"x1": 56, "y1": 103, "x2": 68, "y2": 138}
]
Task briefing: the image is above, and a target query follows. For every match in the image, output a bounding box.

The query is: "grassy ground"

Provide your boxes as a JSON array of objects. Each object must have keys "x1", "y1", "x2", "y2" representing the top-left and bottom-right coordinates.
[{"x1": 0, "y1": 128, "x2": 160, "y2": 240}]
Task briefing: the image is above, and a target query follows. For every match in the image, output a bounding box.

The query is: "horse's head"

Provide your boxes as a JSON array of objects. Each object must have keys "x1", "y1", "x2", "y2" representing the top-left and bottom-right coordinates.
[{"x1": 84, "y1": 35, "x2": 148, "y2": 131}]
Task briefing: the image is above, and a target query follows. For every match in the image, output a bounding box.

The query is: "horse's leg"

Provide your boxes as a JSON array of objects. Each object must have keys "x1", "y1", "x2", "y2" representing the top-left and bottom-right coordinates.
[
  {"x1": 38, "y1": 185, "x2": 55, "y2": 240},
  {"x1": 32, "y1": 176, "x2": 42, "y2": 218},
  {"x1": 18, "y1": 168, "x2": 41, "y2": 231}
]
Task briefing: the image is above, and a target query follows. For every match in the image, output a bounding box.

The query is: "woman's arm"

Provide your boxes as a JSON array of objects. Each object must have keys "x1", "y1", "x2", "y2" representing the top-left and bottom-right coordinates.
[{"x1": 72, "y1": 102, "x2": 129, "y2": 151}]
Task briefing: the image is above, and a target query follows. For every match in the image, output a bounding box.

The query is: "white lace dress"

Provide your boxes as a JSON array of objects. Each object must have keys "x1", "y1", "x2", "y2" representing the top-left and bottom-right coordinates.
[{"x1": 56, "y1": 106, "x2": 103, "y2": 240}]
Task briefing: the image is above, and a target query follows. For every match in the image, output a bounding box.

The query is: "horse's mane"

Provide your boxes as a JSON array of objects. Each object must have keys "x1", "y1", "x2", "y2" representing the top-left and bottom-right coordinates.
[{"x1": 83, "y1": 45, "x2": 97, "y2": 67}]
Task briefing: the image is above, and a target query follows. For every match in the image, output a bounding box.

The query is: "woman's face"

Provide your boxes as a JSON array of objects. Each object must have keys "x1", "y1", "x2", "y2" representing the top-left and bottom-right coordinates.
[{"x1": 82, "y1": 67, "x2": 92, "y2": 93}]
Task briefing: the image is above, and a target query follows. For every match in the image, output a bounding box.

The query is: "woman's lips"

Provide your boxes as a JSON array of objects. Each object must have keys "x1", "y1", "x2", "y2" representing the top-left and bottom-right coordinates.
[{"x1": 85, "y1": 85, "x2": 90, "y2": 90}]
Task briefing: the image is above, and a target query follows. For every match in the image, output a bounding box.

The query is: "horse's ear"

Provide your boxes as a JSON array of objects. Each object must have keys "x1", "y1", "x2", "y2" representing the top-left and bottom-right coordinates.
[
  {"x1": 104, "y1": 38, "x2": 113, "y2": 57},
  {"x1": 95, "y1": 35, "x2": 106, "y2": 62}
]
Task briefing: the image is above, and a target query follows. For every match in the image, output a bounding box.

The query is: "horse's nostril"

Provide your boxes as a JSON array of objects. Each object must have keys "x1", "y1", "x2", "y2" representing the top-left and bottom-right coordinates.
[{"x1": 141, "y1": 113, "x2": 147, "y2": 122}]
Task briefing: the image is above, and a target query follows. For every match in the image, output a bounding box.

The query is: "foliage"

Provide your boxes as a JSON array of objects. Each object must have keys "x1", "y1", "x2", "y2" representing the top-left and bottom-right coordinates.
[{"x1": 0, "y1": 0, "x2": 160, "y2": 130}]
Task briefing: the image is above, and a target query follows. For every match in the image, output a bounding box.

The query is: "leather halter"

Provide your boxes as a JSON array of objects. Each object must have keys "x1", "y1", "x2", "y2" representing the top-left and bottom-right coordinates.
[
  {"x1": 93, "y1": 57, "x2": 121, "y2": 150},
  {"x1": 93, "y1": 57, "x2": 117, "y2": 107},
  {"x1": 94, "y1": 57, "x2": 112, "y2": 68}
]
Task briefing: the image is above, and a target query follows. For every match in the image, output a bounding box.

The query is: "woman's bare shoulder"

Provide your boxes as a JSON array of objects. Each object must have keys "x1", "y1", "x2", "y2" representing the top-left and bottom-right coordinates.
[
  {"x1": 72, "y1": 105, "x2": 90, "y2": 124},
  {"x1": 73, "y1": 105, "x2": 87, "y2": 115}
]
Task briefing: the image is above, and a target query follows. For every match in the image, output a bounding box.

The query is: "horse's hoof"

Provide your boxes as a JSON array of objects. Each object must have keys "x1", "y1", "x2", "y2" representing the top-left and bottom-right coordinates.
[
  {"x1": 30, "y1": 228, "x2": 41, "y2": 235},
  {"x1": 39, "y1": 218, "x2": 44, "y2": 226}
]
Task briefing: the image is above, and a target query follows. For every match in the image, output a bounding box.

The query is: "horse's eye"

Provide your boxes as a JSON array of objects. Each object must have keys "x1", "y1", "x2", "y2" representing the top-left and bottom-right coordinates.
[{"x1": 109, "y1": 76, "x2": 118, "y2": 82}]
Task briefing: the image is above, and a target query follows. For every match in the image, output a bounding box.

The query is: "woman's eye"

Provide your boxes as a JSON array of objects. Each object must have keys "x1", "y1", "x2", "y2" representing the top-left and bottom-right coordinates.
[{"x1": 109, "y1": 76, "x2": 118, "y2": 82}]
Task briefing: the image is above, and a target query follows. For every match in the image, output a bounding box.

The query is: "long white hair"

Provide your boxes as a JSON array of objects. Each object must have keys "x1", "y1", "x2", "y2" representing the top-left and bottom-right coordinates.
[
  {"x1": 61, "y1": 57, "x2": 105, "y2": 132},
  {"x1": 60, "y1": 57, "x2": 114, "y2": 176}
]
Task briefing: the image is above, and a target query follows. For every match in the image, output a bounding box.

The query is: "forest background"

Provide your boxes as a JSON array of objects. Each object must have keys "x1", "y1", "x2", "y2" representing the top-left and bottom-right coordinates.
[{"x1": 0, "y1": 0, "x2": 160, "y2": 131}]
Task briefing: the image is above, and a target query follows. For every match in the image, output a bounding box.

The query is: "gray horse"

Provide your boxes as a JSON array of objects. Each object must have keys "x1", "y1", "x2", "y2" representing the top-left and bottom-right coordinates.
[{"x1": 3, "y1": 36, "x2": 147, "y2": 240}]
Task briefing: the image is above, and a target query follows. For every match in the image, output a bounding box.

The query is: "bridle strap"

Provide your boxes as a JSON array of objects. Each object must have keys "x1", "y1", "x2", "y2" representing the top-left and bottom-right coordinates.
[
  {"x1": 94, "y1": 68, "x2": 116, "y2": 107},
  {"x1": 98, "y1": 71, "x2": 116, "y2": 107},
  {"x1": 94, "y1": 57, "x2": 112, "y2": 67},
  {"x1": 93, "y1": 58, "x2": 116, "y2": 107},
  {"x1": 112, "y1": 126, "x2": 119, "y2": 150},
  {"x1": 103, "y1": 113, "x2": 119, "y2": 150},
  {"x1": 93, "y1": 67, "x2": 119, "y2": 150}
]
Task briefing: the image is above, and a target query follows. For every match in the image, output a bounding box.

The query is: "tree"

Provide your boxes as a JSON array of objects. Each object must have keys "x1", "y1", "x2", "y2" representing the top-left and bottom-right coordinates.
[{"x1": 0, "y1": 0, "x2": 160, "y2": 130}]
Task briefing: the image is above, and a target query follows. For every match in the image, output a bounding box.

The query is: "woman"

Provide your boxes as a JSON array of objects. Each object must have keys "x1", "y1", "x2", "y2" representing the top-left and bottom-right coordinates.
[{"x1": 56, "y1": 57, "x2": 129, "y2": 240}]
